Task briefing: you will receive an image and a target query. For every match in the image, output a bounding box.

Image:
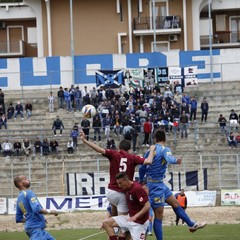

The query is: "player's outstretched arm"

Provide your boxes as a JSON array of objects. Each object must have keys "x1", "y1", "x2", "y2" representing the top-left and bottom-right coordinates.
[
  {"x1": 80, "y1": 130, "x2": 106, "y2": 154},
  {"x1": 143, "y1": 145, "x2": 155, "y2": 165}
]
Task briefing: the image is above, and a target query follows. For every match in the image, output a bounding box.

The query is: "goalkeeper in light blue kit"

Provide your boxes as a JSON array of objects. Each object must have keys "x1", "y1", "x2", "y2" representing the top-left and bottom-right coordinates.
[
  {"x1": 140, "y1": 129, "x2": 206, "y2": 240},
  {"x1": 14, "y1": 175, "x2": 58, "y2": 240}
]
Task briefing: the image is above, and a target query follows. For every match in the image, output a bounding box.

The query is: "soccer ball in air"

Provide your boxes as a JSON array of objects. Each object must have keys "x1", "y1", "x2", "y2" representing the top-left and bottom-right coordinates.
[{"x1": 81, "y1": 104, "x2": 97, "y2": 118}]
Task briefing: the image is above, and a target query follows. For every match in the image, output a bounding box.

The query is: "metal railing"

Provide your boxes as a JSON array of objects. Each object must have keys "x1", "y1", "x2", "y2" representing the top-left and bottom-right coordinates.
[
  {"x1": 2, "y1": 153, "x2": 240, "y2": 198},
  {"x1": 133, "y1": 15, "x2": 181, "y2": 31},
  {"x1": 200, "y1": 31, "x2": 240, "y2": 46}
]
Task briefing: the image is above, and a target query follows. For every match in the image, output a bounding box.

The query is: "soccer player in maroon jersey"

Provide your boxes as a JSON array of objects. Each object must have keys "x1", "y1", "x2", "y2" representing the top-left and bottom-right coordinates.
[
  {"x1": 80, "y1": 130, "x2": 154, "y2": 217},
  {"x1": 102, "y1": 172, "x2": 150, "y2": 240}
]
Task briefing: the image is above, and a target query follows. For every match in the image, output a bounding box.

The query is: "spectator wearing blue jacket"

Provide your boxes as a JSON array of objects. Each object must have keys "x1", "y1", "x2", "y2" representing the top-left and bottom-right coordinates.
[
  {"x1": 71, "y1": 128, "x2": 79, "y2": 149},
  {"x1": 182, "y1": 92, "x2": 190, "y2": 106},
  {"x1": 64, "y1": 88, "x2": 72, "y2": 112},
  {"x1": 189, "y1": 96, "x2": 198, "y2": 122},
  {"x1": 74, "y1": 86, "x2": 82, "y2": 111}
]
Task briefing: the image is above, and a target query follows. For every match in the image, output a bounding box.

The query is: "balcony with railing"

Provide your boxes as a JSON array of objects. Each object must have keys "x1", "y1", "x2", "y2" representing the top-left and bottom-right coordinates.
[
  {"x1": 133, "y1": 15, "x2": 181, "y2": 36},
  {"x1": 200, "y1": 31, "x2": 240, "y2": 49},
  {"x1": 0, "y1": 40, "x2": 25, "y2": 57}
]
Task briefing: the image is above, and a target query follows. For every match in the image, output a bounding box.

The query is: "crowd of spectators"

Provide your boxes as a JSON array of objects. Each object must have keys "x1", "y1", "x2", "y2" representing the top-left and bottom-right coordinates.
[
  {"x1": 1, "y1": 79, "x2": 240, "y2": 157},
  {"x1": 0, "y1": 138, "x2": 60, "y2": 157}
]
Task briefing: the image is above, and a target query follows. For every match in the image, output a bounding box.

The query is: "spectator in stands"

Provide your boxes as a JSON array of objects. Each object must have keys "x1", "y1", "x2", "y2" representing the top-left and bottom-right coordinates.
[
  {"x1": 102, "y1": 114, "x2": 112, "y2": 140},
  {"x1": 235, "y1": 131, "x2": 240, "y2": 145},
  {"x1": 0, "y1": 114, "x2": 7, "y2": 129},
  {"x1": 90, "y1": 86, "x2": 98, "y2": 107},
  {"x1": 218, "y1": 114, "x2": 227, "y2": 135},
  {"x1": 67, "y1": 138, "x2": 74, "y2": 154},
  {"x1": 13, "y1": 140, "x2": 22, "y2": 156},
  {"x1": 113, "y1": 112, "x2": 122, "y2": 136},
  {"x1": 70, "y1": 127, "x2": 79, "y2": 149},
  {"x1": 229, "y1": 109, "x2": 238, "y2": 131},
  {"x1": 163, "y1": 80, "x2": 172, "y2": 91},
  {"x1": 50, "y1": 139, "x2": 59, "y2": 154},
  {"x1": 105, "y1": 86, "x2": 115, "y2": 100},
  {"x1": 52, "y1": 115, "x2": 64, "y2": 136},
  {"x1": 0, "y1": 89, "x2": 5, "y2": 113},
  {"x1": 164, "y1": 87, "x2": 173, "y2": 98},
  {"x1": 74, "y1": 86, "x2": 82, "y2": 111},
  {"x1": 189, "y1": 96, "x2": 197, "y2": 122},
  {"x1": 33, "y1": 137, "x2": 43, "y2": 156},
  {"x1": 57, "y1": 86, "x2": 65, "y2": 110},
  {"x1": 69, "y1": 84, "x2": 75, "y2": 110},
  {"x1": 22, "y1": 138, "x2": 31, "y2": 156},
  {"x1": 122, "y1": 121, "x2": 134, "y2": 141},
  {"x1": 42, "y1": 138, "x2": 50, "y2": 155},
  {"x1": 82, "y1": 86, "x2": 90, "y2": 100},
  {"x1": 174, "y1": 91, "x2": 182, "y2": 110},
  {"x1": 106, "y1": 138, "x2": 116, "y2": 149},
  {"x1": 83, "y1": 93, "x2": 91, "y2": 106},
  {"x1": 132, "y1": 122, "x2": 139, "y2": 153},
  {"x1": 92, "y1": 114, "x2": 102, "y2": 142},
  {"x1": 182, "y1": 92, "x2": 190, "y2": 106},
  {"x1": 0, "y1": 104, "x2": 4, "y2": 116},
  {"x1": 142, "y1": 117, "x2": 152, "y2": 147},
  {"x1": 200, "y1": 97, "x2": 209, "y2": 122},
  {"x1": 180, "y1": 102, "x2": 189, "y2": 116},
  {"x1": 73, "y1": 122, "x2": 79, "y2": 132},
  {"x1": 7, "y1": 103, "x2": 14, "y2": 119},
  {"x1": 81, "y1": 117, "x2": 90, "y2": 141},
  {"x1": 14, "y1": 101, "x2": 24, "y2": 120},
  {"x1": 64, "y1": 88, "x2": 72, "y2": 112},
  {"x1": 25, "y1": 100, "x2": 33, "y2": 119},
  {"x1": 180, "y1": 111, "x2": 189, "y2": 138},
  {"x1": 48, "y1": 91, "x2": 55, "y2": 113},
  {"x1": 227, "y1": 132, "x2": 237, "y2": 148},
  {"x1": 2, "y1": 139, "x2": 13, "y2": 157},
  {"x1": 174, "y1": 80, "x2": 183, "y2": 94}
]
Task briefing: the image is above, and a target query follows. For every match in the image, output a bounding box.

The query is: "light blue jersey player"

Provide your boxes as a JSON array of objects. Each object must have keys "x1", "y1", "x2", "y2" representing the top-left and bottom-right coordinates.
[
  {"x1": 139, "y1": 129, "x2": 206, "y2": 240},
  {"x1": 14, "y1": 175, "x2": 58, "y2": 240}
]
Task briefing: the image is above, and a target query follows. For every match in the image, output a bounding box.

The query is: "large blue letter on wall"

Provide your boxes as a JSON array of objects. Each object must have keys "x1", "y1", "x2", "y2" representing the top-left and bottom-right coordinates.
[{"x1": 19, "y1": 57, "x2": 61, "y2": 86}]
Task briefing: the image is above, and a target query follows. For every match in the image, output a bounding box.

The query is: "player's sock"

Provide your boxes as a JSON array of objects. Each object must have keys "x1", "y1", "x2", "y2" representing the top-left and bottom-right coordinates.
[
  {"x1": 109, "y1": 236, "x2": 118, "y2": 240},
  {"x1": 173, "y1": 206, "x2": 195, "y2": 227},
  {"x1": 153, "y1": 218, "x2": 163, "y2": 240},
  {"x1": 149, "y1": 220, "x2": 153, "y2": 233}
]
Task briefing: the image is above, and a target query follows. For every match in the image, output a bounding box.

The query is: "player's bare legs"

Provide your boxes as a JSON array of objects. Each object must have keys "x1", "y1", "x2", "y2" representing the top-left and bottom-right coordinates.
[
  {"x1": 102, "y1": 218, "x2": 119, "y2": 240},
  {"x1": 152, "y1": 206, "x2": 164, "y2": 240}
]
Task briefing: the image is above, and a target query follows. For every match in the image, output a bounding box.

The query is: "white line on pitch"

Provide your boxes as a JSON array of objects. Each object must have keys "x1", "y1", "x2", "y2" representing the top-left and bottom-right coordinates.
[{"x1": 78, "y1": 231, "x2": 105, "y2": 240}]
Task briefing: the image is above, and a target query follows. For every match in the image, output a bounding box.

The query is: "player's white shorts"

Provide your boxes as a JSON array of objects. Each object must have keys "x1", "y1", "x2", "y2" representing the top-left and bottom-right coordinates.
[
  {"x1": 107, "y1": 189, "x2": 128, "y2": 213},
  {"x1": 113, "y1": 215, "x2": 149, "y2": 240}
]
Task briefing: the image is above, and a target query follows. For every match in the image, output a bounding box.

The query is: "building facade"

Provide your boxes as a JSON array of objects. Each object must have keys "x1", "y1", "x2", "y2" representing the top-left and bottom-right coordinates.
[{"x1": 0, "y1": 0, "x2": 239, "y2": 58}]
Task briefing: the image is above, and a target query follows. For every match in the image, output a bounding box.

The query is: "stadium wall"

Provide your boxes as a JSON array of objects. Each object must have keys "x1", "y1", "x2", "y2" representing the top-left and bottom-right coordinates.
[{"x1": 0, "y1": 48, "x2": 240, "y2": 91}]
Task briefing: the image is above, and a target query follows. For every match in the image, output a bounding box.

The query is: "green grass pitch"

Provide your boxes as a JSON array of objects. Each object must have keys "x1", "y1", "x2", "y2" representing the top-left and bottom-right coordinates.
[{"x1": 0, "y1": 224, "x2": 240, "y2": 240}]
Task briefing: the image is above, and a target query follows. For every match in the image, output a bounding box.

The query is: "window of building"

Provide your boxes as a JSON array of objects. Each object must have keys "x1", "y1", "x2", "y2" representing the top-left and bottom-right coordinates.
[
  {"x1": 151, "y1": 41, "x2": 169, "y2": 52},
  {"x1": 230, "y1": 17, "x2": 240, "y2": 43},
  {"x1": 150, "y1": 0, "x2": 167, "y2": 29}
]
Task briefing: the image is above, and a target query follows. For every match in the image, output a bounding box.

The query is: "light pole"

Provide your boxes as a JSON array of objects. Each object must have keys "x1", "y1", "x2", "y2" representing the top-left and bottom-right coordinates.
[
  {"x1": 153, "y1": 0, "x2": 157, "y2": 52},
  {"x1": 70, "y1": 0, "x2": 75, "y2": 85},
  {"x1": 208, "y1": 0, "x2": 213, "y2": 85}
]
